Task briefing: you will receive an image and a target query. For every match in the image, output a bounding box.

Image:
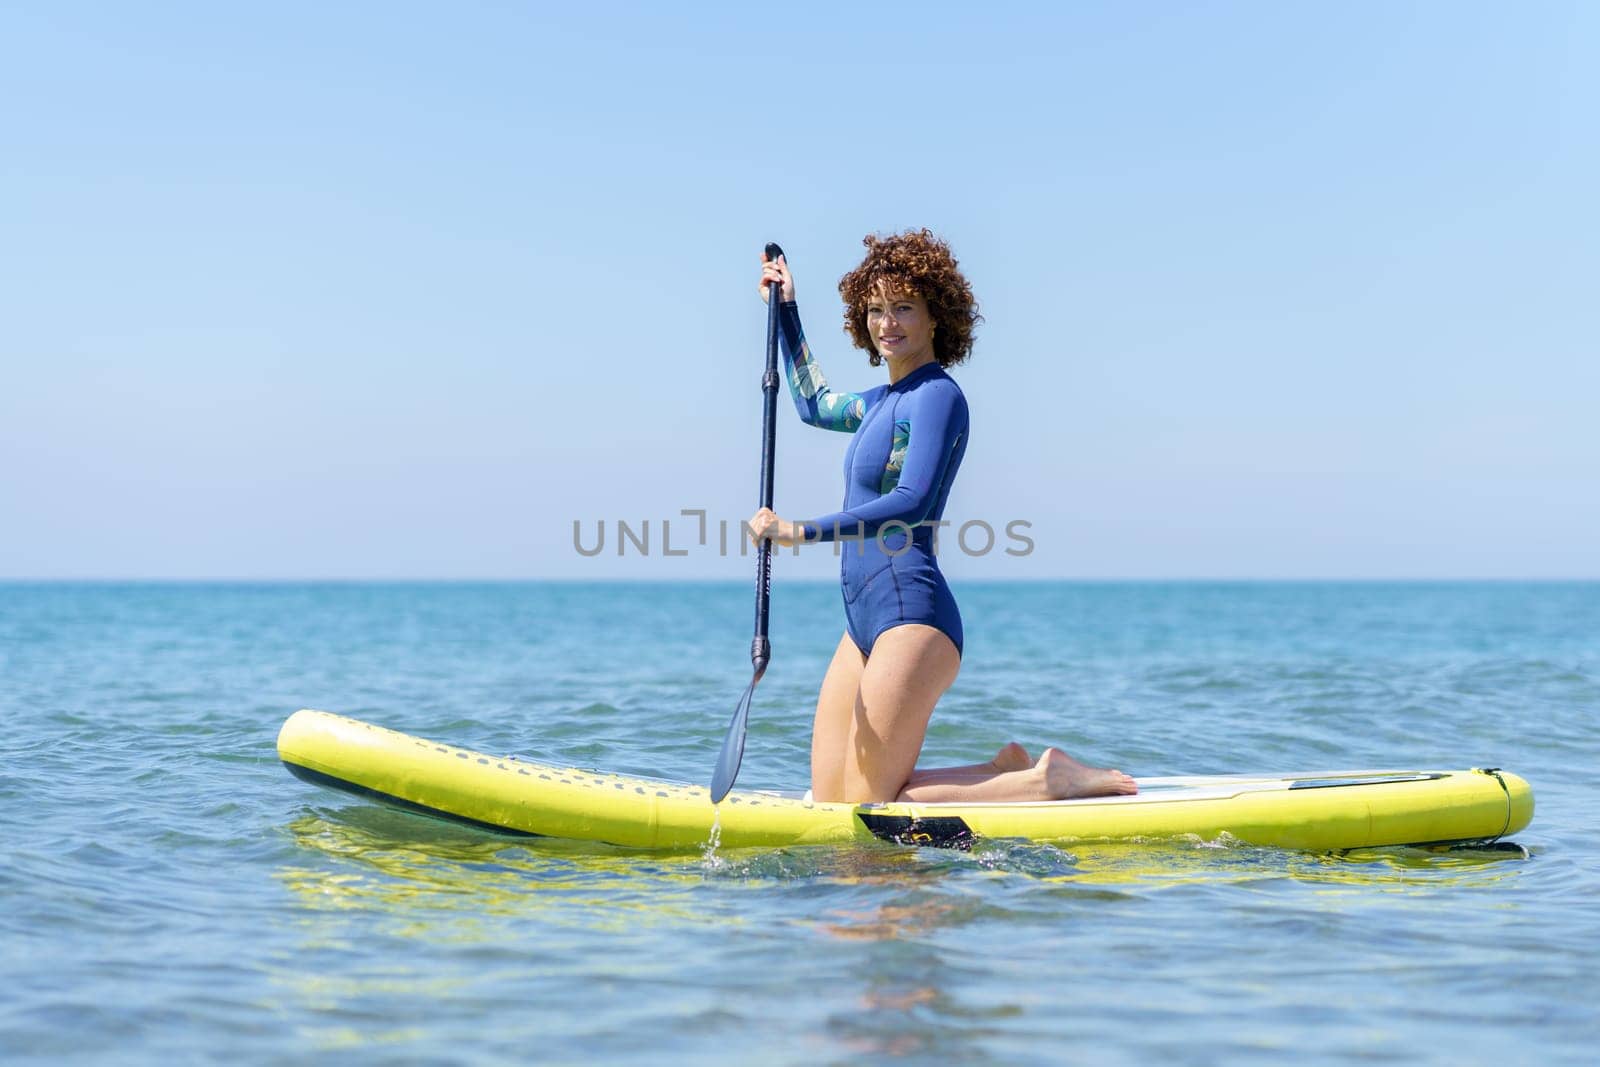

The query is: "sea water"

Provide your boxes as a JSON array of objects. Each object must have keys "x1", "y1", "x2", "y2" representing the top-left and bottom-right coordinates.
[{"x1": 1, "y1": 581, "x2": 1596, "y2": 1064}]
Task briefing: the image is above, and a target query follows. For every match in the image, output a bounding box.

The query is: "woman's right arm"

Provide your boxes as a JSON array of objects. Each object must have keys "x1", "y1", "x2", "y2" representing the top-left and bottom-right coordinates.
[{"x1": 761, "y1": 253, "x2": 865, "y2": 433}]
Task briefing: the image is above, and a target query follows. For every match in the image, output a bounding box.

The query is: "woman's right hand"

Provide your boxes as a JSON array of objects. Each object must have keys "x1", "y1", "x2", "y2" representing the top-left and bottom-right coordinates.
[
  {"x1": 747, "y1": 507, "x2": 802, "y2": 547},
  {"x1": 758, "y1": 250, "x2": 796, "y2": 304}
]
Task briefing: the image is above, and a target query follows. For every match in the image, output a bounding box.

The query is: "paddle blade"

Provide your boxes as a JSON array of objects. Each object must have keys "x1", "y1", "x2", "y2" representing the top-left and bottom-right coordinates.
[{"x1": 710, "y1": 678, "x2": 757, "y2": 803}]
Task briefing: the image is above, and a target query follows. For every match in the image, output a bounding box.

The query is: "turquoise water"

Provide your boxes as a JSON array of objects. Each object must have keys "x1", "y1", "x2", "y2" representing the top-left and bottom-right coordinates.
[{"x1": 2, "y1": 581, "x2": 1596, "y2": 1064}]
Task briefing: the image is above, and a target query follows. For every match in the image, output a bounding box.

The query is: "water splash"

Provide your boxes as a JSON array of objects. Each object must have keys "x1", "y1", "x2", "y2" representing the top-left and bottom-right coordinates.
[{"x1": 701, "y1": 805, "x2": 724, "y2": 870}]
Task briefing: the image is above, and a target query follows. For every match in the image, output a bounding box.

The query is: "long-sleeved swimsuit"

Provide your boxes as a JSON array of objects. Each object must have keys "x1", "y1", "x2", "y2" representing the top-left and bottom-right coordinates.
[{"x1": 778, "y1": 301, "x2": 969, "y2": 656}]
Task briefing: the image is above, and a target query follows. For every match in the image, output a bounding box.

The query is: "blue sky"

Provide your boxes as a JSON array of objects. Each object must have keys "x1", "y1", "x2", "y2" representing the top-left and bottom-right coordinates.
[{"x1": 3, "y1": 2, "x2": 1594, "y2": 579}]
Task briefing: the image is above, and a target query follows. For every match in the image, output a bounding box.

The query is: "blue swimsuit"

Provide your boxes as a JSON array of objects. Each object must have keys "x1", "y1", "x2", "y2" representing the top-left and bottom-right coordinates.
[{"x1": 778, "y1": 301, "x2": 969, "y2": 657}]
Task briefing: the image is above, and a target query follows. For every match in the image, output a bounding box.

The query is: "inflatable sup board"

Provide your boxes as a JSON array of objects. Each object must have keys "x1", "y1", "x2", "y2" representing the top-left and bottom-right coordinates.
[{"x1": 278, "y1": 710, "x2": 1533, "y2": 851}]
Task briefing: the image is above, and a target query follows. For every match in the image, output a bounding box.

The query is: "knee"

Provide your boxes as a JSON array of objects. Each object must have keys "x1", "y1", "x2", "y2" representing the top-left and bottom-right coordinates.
[
  {"x1": 843, "y1": 750, "x2": 911, "y2": 804},
  {"x1": 842, "y1": 781, "x2": 906, "y2": 805}
]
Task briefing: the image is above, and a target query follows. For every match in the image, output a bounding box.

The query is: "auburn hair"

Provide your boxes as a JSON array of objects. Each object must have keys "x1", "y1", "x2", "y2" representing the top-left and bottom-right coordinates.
[{"x1": 837, "y1": 229, "x2": 980, "y2": 368}]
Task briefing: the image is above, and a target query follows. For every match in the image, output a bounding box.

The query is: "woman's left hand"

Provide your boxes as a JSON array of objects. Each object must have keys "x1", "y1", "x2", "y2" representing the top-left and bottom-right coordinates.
[{"x1": 747, "y1": 507, "x2": 803, "y2": 547}]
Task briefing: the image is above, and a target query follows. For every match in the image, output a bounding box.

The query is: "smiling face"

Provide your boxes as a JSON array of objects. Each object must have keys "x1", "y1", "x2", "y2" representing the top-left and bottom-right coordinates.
[{"x1": 865, "y1": 283, "x2": 936, "y2": 368}]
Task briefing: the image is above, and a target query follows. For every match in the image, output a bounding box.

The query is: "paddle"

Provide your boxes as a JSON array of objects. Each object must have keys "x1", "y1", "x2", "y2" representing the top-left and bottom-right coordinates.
[{"x1": 710, "y1": 241, "x2": 785, "y2": 803}]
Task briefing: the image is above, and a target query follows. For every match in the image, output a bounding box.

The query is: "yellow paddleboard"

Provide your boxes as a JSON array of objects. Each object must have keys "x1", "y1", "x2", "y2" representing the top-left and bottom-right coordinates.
[{"x1": 278, "y1": 709, "x2": 1533, "y2": 852}]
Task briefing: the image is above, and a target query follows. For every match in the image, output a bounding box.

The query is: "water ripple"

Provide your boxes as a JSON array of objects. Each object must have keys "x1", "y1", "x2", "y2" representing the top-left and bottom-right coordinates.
[{"x1": 1, "y1": 580, "x2": 1596, "y2": 1063}]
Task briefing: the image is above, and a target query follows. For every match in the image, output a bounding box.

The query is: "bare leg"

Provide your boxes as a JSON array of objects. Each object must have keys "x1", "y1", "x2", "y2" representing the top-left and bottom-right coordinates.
[
  {"x1": 904, "y1": 742, "x2": 1031, "y2": 788},
  {"x1": 810, "y1": 632, "x2": 867, "y2": 802},
  {"x1": 811, "y1": 625, "x2": 1136, "y2": 803},
  {"x1": 898, "y1": 747, "x2": 1138, "y2": 803},
  {"x1": 835, "y1": 625, "x2": 962, "y2": 803}
]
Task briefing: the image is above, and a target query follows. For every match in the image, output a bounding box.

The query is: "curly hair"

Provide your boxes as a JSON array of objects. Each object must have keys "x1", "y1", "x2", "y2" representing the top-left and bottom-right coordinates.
[{"x1": 837, "y1": 229, "x2": 981, "y2": 368}]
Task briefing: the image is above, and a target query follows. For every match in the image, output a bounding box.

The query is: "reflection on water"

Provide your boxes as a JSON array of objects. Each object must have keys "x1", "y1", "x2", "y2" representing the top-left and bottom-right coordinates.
[
  {"x1": 279, "y1": 807, "x2": 710, "y2": 929},
  {"x1": 956, "y1": 833, "x2": 1530, "y2": 890},
  {"x1": 283, "y1": 803, "x2": 1531, "y2": 918},
  {"x1": 821, "y1": 898, "x2": 976, "y2": 943},
  {"x1": 272, "y1": 801, "x2": 1531, "y2": 1056}
]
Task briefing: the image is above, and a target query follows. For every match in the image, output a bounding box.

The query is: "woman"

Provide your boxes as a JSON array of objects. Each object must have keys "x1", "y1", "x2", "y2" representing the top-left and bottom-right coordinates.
[{"x1": 748, "y1": 230, "x2": 1138, "y2": 804}]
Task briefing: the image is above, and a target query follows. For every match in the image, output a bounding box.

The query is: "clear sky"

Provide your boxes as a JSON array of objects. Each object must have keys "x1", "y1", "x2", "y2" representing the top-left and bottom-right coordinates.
[{"x1": 2, "y1": 2, "x2": 1594, "y2": 580}]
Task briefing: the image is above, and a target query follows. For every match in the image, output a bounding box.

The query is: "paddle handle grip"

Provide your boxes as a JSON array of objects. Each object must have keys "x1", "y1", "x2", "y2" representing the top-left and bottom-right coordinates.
[{"x1": 762, "y1": 242, "x2": 785, "y2": 315}]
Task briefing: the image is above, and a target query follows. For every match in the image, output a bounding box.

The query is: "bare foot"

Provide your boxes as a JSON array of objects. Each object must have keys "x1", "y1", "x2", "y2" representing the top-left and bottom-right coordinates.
[
  {"x1": 989, "y1": 742, "x2": 1032, "y2": 773},
  {"x1": 1037, "y1": 747, "x2": 1138, "y2": 799}
]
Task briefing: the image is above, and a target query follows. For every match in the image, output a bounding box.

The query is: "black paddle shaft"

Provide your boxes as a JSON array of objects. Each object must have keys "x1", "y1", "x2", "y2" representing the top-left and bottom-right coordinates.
[
  {"x1": 751, "y1": 241, "x2": 784, "y2": 676},
  {"x1": 710, "y1": 241, "x2": 786, "y2": 804}
]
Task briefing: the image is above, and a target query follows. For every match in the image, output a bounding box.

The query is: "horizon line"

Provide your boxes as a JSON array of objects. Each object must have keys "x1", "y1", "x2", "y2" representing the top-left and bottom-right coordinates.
[{"x1": 3, "y1": 575, "x2": 1596, "y2": 584}]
